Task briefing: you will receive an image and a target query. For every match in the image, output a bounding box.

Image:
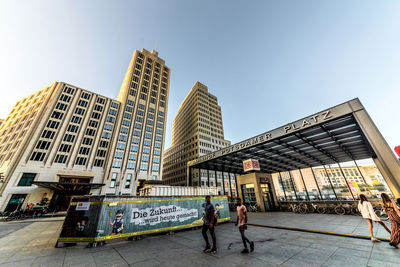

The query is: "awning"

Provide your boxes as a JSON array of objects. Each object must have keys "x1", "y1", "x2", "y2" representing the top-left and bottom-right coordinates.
[
  {"x1": 32, "y1": 181, "x2": 105, "y2": 192},
  {"x1": 187, "y1": 99, "x2": 376, "y2": 174}
]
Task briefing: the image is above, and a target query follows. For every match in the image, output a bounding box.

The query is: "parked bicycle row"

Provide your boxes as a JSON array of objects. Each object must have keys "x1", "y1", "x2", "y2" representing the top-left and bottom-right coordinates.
[
  {"x1": 0, "y1": 206, "x2": 49, "y2": 222},
  {"x1": 279, "y1": 201, "x2": 395, "y2": 220}
]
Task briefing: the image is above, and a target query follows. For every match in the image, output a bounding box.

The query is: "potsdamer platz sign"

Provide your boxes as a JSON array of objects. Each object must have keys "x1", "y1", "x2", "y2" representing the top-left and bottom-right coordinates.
[{"x1": 187, "y1": 98, "x2": 400, "y2": 199}]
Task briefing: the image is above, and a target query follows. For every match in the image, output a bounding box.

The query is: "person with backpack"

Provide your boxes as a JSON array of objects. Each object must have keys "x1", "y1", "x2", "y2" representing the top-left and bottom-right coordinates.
[
  {"x1": 202, "y1": 196, "x2": 217, "y2": 254},
  {"x1": 235, "y1": 198, "x2": 254, "y2": 253}
]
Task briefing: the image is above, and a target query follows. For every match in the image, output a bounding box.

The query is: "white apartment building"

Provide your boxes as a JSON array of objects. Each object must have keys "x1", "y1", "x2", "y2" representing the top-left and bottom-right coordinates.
[{"x1": 0, "y1": 49, "x2": 170, "y2": 212}]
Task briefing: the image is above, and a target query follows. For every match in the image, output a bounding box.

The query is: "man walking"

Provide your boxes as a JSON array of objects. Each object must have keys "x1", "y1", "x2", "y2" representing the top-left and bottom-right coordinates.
[
  {"x1": 202, "y1": 195, "x2": 217, "y2": 254},
  {"x1": 235, "y1": 198, "x2": 254, "y2": 253}
]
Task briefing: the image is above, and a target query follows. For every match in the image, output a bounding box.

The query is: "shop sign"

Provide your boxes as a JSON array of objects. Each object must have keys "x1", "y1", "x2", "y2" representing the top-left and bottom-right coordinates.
[
  {"x1": 243, "y1": 159, "x2": 260, "y2": 172},
  {"x1": 347, "y1": 181, "x2": 360, "y2": 193},
  {"x1": 260, "y1": 178, "x2": 270, "y2": 184}
]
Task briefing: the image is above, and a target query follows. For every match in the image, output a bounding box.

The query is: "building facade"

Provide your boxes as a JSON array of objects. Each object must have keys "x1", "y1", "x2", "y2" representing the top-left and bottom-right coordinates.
[
  {"x1": 0, "y1": 49, "x2": 170, "y2": 212},
  {"x1": 163, "y1": 82, "x2": 231, "y2": 194}
]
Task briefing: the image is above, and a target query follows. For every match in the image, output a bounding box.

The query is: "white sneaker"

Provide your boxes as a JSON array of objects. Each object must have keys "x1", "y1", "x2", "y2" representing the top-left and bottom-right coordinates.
[{"x1": 371, "y1": 238, "x2": 381, "y2": 242}]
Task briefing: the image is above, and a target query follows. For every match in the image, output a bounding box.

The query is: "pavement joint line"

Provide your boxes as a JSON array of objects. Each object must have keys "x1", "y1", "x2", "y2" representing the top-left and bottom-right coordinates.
[{"x1": 244, "y1": 222, "x2": 390, "y2": 242}]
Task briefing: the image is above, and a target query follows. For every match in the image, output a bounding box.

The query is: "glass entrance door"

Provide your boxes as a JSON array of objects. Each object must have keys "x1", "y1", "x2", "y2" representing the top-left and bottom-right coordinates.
[{"x1": 261, "y1": 183, "x2": 275, "y2": 211}]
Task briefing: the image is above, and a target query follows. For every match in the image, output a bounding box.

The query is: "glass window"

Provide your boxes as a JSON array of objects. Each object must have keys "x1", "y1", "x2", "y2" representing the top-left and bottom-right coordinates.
[
  {"x1": 140, "y1": 163, "x2": 148, "y2": 171},
  {"x1": 125, "y1": 173, "x2": 132, "y2": 188},
  {"x1": 112, "y1": 160, "x2": 121, "y2": 168},
  {"x1": 110, "y1": 172, "x2": 117, "y2": 188},
  {"x1": 17, "y1": 173, "x2": 36, "y2": 186},
  {"x1": 127, "y1": 162, "x2": 135, "y2": 170}
]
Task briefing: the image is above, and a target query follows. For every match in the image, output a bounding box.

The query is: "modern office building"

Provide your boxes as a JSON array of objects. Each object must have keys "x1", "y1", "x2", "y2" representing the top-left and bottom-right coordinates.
[
  {"x1": 187, "y1": 99, "x2": 400, "y2": 211},
  {"x1": 0, "y1": 49, "x2": 170, "y2": 212},
  {"x1": 162, "y1": 82, "x2": 231, "y2": 193}
]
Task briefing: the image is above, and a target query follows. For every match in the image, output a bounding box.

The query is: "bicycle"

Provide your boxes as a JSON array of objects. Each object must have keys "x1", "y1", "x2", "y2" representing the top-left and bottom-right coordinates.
[{"x1": 248, "y1": 203, "x2": 260, "y2": 212}]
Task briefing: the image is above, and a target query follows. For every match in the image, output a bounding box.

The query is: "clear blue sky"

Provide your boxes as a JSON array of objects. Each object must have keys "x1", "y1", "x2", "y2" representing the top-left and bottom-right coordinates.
[{"x1": 0, "y1": 1, "x2": 399, "y2": 151}]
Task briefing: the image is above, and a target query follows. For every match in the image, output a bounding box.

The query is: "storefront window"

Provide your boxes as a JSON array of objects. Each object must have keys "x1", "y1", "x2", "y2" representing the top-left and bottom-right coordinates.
[
  {"x1": 241, "y1": 184, "x2": 256, "y2": 204},
  {"x1": 272, "y1": 173, "x2": 286, "y2": 201},
  {"x1": 290, "y1": 170, "x2": 308, "y2": 201},
  {"x1": 280, "y1": 171, "x2": 297, "y2": 201},
  {"x1": 298, "y1": 168, "x2": 324, "y2": 201},
  {"x1": 354, "y1": 159, "x2": 392, "y2": 199}
]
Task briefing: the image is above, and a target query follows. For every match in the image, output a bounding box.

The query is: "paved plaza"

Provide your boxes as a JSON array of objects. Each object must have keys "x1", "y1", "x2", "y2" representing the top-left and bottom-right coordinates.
[{"x1": 0, "y1": 213, "x2": 400, "y2": 267}]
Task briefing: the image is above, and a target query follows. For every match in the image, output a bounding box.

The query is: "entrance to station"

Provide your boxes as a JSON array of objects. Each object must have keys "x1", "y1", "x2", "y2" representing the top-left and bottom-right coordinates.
[
  {"x1": 260, "y1": 182, "x2": 276, "y2": 211},
  {"x1": 50, "y1": 189, "x2": 90, "y2": 211},
  {"x1": 32, "y1": 177, "x2": 104, "y2": 212},
  {"x1": 49, "y1": 177, "x2": 91, "y2": 211}
]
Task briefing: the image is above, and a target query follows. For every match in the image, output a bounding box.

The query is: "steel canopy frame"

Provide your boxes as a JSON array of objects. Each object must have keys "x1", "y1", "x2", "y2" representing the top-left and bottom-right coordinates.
[
  {"x1": 187, "y1": 99, "x2": 400, "y2": 197},
  {"x1": 190, "y1": 115, "x2": 374, "y2": 174}
]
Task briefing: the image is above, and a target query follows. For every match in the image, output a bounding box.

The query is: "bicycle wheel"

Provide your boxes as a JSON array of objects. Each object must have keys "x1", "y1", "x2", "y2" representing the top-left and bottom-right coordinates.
[
  {"x1": 307, "y1": 205, "x2": 316, "y2": 213},
  {"x1": 317, "y1": 206, "x2": 326, "y2": 214},
  {"x1": 334, "y1": 206, "x2": 346, "y2": 215},
  {"x1": 351, "y1": 206, "x2": 359, "y2": 215}
]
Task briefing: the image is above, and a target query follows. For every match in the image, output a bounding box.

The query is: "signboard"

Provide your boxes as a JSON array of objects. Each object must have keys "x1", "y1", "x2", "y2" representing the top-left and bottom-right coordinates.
[
  {"x1": 395, "y1": 146, "x2": 400, "y2": 158},
  {"x1": 243, "y1": 159, "x2": 260, "y2": 172},
  {"x1": 76, "y1": 202, "x2": 91, "y2": 211},
  {"x1": 347, "y1": 181, "x2": 361, "y2": 193},
  {"x1": 260, "y1": 178, "x2": 270, "y2": 184},
  {"x1": 57, "y1": 195, "x2": 230, "y2": 243}
]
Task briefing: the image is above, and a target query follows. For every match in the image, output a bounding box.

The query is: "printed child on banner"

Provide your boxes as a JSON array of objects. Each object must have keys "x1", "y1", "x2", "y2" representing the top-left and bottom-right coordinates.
[{"x1": 109, "y1": 209, "x2": 125, "y2": 235}]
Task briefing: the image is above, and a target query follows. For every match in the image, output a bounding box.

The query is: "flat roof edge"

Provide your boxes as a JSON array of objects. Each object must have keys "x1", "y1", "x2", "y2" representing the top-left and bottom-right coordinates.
[{"x1": 188, "y1": 98, "x2": 364, "y2": 167}]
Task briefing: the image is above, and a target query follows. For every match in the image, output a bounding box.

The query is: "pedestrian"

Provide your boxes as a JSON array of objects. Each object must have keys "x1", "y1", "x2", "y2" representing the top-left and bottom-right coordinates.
[
  {"x1": 381, "y1": 193, "x2": 400, "y2": 248},
  {"x1": 202, "y1": 195, "x2": 217, "y2": 254},
  {"x1": 235, "y1": 198, "x2": 254, "y2": 253},
  {"x1": 358, "y1": 194, "x2": 391, "y2": 242}
]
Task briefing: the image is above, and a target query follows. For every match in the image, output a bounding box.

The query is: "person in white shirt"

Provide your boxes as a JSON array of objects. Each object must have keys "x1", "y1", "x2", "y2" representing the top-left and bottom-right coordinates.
[{"x1": 358, "y1": 194, "x2": 391, "y2": 242}]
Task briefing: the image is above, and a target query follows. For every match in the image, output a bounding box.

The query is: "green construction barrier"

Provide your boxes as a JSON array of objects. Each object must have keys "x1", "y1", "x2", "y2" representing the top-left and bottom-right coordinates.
[{"x1": 57, "y1": 195, "x2": 230, "y2": 243}]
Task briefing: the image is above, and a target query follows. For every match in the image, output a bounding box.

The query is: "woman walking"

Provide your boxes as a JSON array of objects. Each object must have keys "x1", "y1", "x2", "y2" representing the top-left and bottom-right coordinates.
[
  {"x1": 381, "y1": 193, "x2": 400, "y2": 248},
  {"x1": 358, "y1": 194, "x2": 391, "y2": 242}
]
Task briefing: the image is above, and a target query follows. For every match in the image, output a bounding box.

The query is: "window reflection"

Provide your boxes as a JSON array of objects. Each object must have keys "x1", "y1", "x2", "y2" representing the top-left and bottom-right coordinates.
[{"x1": 272, "y1": 159, "x2": 393, "y2": 202}]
